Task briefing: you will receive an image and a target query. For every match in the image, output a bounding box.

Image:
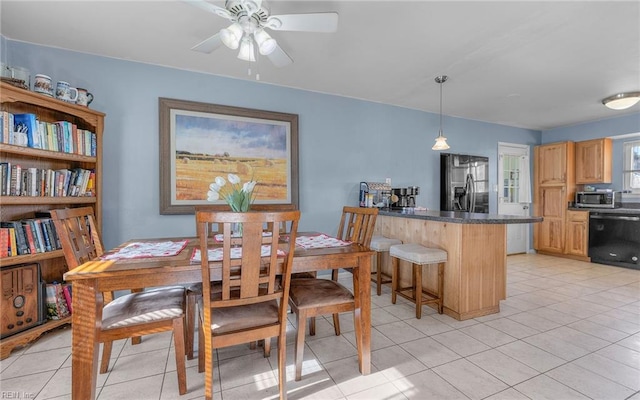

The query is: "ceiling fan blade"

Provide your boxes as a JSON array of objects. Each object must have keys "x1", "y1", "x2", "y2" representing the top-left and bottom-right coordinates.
[
  {"x1": 191, "y1": 32, "x2": 224, "y2": 53},
  {"x1": 267, "y1": 44, "x2": 293, "y2": 68},
  {"x1": 265, "y1": 12, "x2": 339, "y2": 32},
  {"x1": 182, "y1": 0, "x2": 232, "y2": 20}
]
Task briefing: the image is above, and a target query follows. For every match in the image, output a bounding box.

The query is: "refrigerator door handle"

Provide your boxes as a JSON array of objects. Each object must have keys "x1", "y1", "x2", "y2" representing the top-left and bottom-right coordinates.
[{"x1": 466, "y1": 173, "x2": 476, "y2": 212}]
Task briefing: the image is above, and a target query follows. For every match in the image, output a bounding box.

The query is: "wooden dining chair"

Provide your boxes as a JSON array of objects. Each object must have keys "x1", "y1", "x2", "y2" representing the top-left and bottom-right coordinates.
[
  {"x1": 195, "y1": 209, "x2": 300, "y2": 400},
  {"x1": 185, "y1": 204, "x2": 297, "y2": 359},
  {"x1": 50, "y1": 207, "x2": 188, "y2": 395},
  {"x1": 288, "y1": 206, "x2": 377, "y2": 381}
]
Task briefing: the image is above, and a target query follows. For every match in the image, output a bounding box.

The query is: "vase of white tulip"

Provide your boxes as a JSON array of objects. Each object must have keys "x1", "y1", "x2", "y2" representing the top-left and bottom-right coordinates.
[{"x1": 207, "y1": 173, "x2": 257, "y2": 235}]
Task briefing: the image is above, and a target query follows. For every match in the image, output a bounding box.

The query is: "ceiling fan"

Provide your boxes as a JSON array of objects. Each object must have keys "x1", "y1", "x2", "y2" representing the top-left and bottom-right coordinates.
[{"x1": 184, "y1": 0, "x2": 339, "y2": 67}]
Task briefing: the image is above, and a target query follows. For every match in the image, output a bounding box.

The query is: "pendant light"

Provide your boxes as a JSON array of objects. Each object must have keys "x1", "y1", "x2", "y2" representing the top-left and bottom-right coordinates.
[{"x1": 432, "y1": 75, "x2": 450, "y2": 151}]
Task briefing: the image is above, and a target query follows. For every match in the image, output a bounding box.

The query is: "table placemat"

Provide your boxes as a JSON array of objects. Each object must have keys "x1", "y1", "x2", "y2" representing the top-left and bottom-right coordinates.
[
  {"x1": 100, "y1": 240, "x2": 189, "y2": 260},
  {"x1": 191, "y1": 245, "x2": 285, "y2": 263},
  {"x1": 213, "y1": 231, "x2": 272, "y2": 242},
  {"x1": 294, "y1": 234, "x2": 352, "y2": 249}
]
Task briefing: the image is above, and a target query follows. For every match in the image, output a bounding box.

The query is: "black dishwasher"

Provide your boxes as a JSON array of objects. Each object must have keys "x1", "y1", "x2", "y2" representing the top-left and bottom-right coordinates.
[{"x1": 589, "y1": 212, "x2": 640, "y2": 270}]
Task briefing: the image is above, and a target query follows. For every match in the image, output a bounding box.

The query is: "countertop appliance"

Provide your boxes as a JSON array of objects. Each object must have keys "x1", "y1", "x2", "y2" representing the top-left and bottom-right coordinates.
[
  {"x1": 391, "y1": 186, "x2": 420, "y2": 208},
  {"x1": 359, "y1": 181, "x2": 391, "y2": 208},
  {"x1": 589, "y1": 211, "x2": 640, "y2": 270},
  {"x1": 575, "y1": 191, "x2": 621, "y2": 208},
  {"x1": 440, "y1": 153, "x2": 489, "y2": 213}
]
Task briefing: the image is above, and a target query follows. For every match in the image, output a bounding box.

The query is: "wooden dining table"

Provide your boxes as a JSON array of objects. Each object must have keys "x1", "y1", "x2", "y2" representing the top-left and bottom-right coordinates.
[{"x1": 63, "y1": 234, "x2": 374, "y2": 400}]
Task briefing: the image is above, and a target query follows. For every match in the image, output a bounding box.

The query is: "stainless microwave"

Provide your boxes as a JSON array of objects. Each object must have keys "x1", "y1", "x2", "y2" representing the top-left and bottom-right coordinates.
[{"x1": 575, "y1": 191, "x2": 620, "y2": 208}]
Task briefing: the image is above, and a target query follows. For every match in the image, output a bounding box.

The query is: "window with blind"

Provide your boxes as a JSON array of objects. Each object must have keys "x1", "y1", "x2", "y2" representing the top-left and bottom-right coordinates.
[{"x1": 623, "y1": 140, "x2": 640, "y2": 193}]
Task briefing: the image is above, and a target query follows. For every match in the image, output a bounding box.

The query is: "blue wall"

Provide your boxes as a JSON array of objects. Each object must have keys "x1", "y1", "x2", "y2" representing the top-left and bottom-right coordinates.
[{"x1": 9, "y1": 39, "x2": 614, "y2": 250}]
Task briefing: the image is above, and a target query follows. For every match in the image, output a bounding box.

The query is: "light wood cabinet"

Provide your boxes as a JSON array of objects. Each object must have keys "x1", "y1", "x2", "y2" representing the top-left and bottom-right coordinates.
[
  {"x1": 0, "y1": 82, "x2": 104, "y2": 359},
  {"x1": 536, "y1": 186, "x2": 567, "y2": 253},
  {"x1": 576, "y1": 138, "x2": 612, "y2": 184},
  {"x1": 533, "y1": 141, "x2": 575, "y2": 255},
  {"x1": 537, "y1": 142, "x2": 570, "y2": 185},
  {"x1": 565, "y1": 210, "x2": 589, "y2": 259}
]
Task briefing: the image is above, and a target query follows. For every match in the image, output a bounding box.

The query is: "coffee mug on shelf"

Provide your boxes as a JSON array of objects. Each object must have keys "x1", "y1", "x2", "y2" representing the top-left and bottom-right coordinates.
[
  {"x1": 55, "y1": 81, "x2": 79, "y2": 103},
  {"x1": 33, "y1": 74, "x2": 53, "y2": 96},
  {"x1": 76, "y1": 88, "x2": 94, "y2": 107}
]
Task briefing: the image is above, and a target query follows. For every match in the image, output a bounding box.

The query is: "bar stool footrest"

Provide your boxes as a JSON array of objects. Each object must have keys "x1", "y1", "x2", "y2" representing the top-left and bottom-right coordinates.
[
  {"x1": 371, "y1": 271, "x2": 392, "y2": 285},
  {"x1": 395, "y1": 289, "x2": 441, "y2": 306}
]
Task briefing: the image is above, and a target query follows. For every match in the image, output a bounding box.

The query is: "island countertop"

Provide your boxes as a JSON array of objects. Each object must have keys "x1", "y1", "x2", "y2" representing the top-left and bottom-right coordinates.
[{"x1": 379, "y1": 209, "x2": 543, "y2": 224}]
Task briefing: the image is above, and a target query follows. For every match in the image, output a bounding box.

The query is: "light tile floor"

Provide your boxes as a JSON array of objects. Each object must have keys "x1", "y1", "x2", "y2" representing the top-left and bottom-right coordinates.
[{"x1": 1, "y1": 253, "x2": 640, "y2": 399}]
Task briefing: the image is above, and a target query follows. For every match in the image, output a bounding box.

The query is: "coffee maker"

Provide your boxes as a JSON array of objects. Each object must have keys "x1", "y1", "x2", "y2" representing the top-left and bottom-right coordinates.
[{"x1": 391, "y1": 186, "x2": 420, "y2": 208}]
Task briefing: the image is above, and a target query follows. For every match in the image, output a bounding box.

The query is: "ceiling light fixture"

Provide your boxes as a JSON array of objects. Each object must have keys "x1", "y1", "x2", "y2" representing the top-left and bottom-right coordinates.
[
  {"x1": 216, "y1": 4, "x2": 278, "y2": 62},
  {"x1": 237, "y1": 36, "x2": 256, "y2": 62},
  {"x1": 253, "y1": 29, "x2": 276, "y2": 55},
  {"x1": 432, "y1": 75, "x2": 450, "y2": 151},
  {"x1": 602, "y1": 92, "x2": 640, "y2": 110},
  {"x1": 220, "y1": 22, "x2": 243, "y2": 49}
]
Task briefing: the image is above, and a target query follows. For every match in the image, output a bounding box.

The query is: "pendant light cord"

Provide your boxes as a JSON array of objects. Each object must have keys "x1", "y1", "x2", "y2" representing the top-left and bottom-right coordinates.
[{"x1": 439, "y1": 80, "x2": 443, "y2": 134}]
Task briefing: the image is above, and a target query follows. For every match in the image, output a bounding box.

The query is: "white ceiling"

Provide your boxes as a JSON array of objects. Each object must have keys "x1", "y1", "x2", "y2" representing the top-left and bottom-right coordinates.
[{"x1": 2, "y1": 0, "x2": 639, "y2": 131}]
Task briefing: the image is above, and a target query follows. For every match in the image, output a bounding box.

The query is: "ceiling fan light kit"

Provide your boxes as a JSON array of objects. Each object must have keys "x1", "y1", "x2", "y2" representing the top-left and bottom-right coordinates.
[
  {"x1": 237, "y1": 37, "x2": 256, "y2": 62},
  {"x1": 602, "y1": 92, "x2": 640, "y2": 110},
  {"x1": 432, "y1": 75, "x2": 451, "y2": 151},
  {"x1": 220, "y1": 23, "x2": 243, "y2": 49},
  {"x1": 253, "y1": 29, "x2": 276, "y2": 55},
  {"x1": 186, "y1": 0, "x2": 338, "y2": 68}
]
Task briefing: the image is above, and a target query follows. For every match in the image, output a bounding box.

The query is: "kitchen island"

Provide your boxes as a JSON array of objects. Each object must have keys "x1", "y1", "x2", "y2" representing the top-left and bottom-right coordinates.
[{"x1": 375, "y1": 209, "x2": 542, "y2": 320}]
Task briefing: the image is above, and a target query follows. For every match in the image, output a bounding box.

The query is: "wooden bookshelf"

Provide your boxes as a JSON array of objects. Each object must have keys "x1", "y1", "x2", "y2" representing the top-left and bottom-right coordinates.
[{"x1": 0, "y1": 82, "x2": 104, "y2": 359}]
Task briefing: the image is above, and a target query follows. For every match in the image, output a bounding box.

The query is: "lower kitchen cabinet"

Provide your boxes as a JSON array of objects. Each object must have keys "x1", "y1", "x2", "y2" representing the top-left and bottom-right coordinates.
[
  {"x1": 534, "y1": 186, "x2": 567, "y2": 253},
  {"x1": 565, "y1": 210, "x2": 589, "y2": 259}
]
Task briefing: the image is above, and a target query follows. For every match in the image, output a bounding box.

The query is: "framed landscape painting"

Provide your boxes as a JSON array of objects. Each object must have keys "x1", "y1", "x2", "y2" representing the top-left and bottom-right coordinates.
[{"x1": 159, "y1": 98, "x2": 299, "y2": 214}]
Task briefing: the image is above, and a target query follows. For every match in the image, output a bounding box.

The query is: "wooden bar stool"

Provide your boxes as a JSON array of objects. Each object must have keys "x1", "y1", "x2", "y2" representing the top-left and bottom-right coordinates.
[
  {"x1": 369, "y1": 235, "x2": 402, "y2": 295},
  {"x1": 390, "y1": 243, "x2": 447, "y2": 318}
]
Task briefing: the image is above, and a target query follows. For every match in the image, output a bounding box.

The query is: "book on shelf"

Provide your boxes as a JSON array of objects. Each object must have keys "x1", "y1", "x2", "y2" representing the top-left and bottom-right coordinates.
[
  {"x1": 21, "y1": 221, "x2": 38, "y2": 254},
  {"x1": 0, "y1": 161, "x2": 9, "y2": 196},
  {"x1": 0, "y1": 228, "x2": 9, "y2": 257},
  {"x1": 13, "y1": 113, "x2": 41, "y2": 149},
  {"x1": 45, "y1": 282, "x2": 70, "y2": 320},
  {"x1": 1, "y1": 111, "x2": 15, "y2": 144},
  {"x1": 38, "y1": 219, "x2": 53, "y2": 252},
  {"x1": 62, "y1": 283, "x2": 73, "y2": 314},
  {"x1": 8, "y1": 164, "x2": 22, "y2": 196},
  {"x1": 7, "y1": 227, "x2": 17, "y2": 256}
]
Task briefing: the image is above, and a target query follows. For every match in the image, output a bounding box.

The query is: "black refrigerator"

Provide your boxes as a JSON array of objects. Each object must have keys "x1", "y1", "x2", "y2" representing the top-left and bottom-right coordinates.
[{"x1": 440, "y1": 153, "x2": 489, "y2": 213}]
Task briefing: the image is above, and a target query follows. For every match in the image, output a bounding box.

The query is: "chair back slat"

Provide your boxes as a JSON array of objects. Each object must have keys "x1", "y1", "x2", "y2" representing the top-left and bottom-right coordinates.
[
  {"x1": 337, "y1": 206, "x2": 378, "y2": 247},
  {"x1": 195, "y1": 209, "x2": 300, "y2": 311},
  {"x1": 50, "y1": 207, "x2": 103, "y2": 269}
]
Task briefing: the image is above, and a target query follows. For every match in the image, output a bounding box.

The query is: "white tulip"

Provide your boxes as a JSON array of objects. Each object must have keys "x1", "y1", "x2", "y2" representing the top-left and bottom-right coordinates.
[
  {"x1": 243, "y1": 181, "x2": 257, "y2": 193},
  {"x1": 209, "y1": 183, "x2": 220, "y2": 192},
  {"x1": 215, "y1": 176, "x2": 226, "y2": 187},
  {"x1": 207, "y1": 190, "x2": 220, "y2": 201},
  {"x1": 228, "y1": 174, "x2": 240, "y2": 184}
]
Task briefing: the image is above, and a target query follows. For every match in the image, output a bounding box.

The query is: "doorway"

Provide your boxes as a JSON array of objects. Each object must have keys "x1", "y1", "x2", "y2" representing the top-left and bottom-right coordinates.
[{"x1": 498, "y1": 142, "x2": 531, "y2": 254}]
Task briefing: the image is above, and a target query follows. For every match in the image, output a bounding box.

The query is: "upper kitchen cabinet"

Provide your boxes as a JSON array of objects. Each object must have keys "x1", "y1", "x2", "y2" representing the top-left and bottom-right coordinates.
[
  {"x1": 537, "y1": 142, "x2": 574, "y2": 185},
  {"x1": 575, "y1": 138, "x2": 612, "y2": 184}
]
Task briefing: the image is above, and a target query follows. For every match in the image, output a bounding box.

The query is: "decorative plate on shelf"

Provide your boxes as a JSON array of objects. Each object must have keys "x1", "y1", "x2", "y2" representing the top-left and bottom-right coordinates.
[{"x1": 0, "y1": 77, "x2": 28, "y2": 90}]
